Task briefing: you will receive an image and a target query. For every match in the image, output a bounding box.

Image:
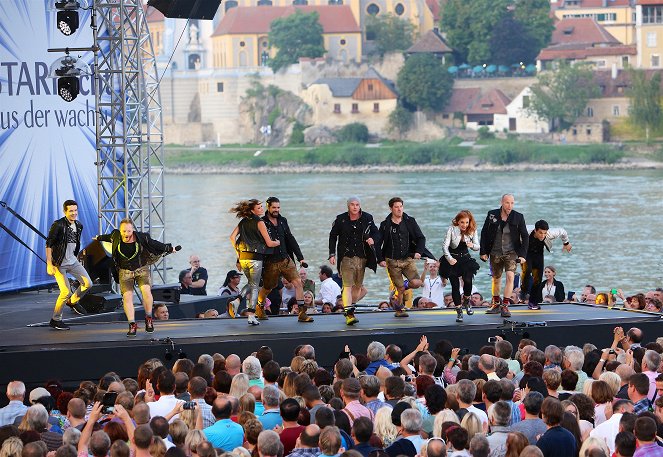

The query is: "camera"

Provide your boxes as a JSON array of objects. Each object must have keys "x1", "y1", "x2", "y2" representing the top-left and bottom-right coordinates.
[
  {"x1": 182, "y1": 401, "x2": 197, "y2": 410},
  {"x1": 487, "y1": 337, "x2": 498, "y2": 343},
  {"x1": 405, "y1": 375, "x2": 415, "y2": 382},
  {"x1": 459, "y1": 348, "x2": 469, "y2": 355},
  {"x1": 101, "y1": 391, "x2": 118, "y2": 414}
]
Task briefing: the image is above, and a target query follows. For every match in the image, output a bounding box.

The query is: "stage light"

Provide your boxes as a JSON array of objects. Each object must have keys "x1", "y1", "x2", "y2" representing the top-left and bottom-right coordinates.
[
  {"x1": 49, "y1": 54, "x2": 90, "y2": 102},
  {"x1": 54, "y1": 1, "x2": 82, "y2": 36}
]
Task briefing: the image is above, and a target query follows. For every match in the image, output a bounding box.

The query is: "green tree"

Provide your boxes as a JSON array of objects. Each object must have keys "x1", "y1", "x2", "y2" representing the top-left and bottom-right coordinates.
[
  {"x1": 268, "y1": 11, "x2": 325, "y2": 72},
  {"x1": 397, "y1": 54, "x2": 454, "y2": 112},
  {"x1": 528, "y1": 62, "x2": 599, "y2": 132},
  {"x1": 388, "y1": 104, "x2": 414, "y2": 137},
  {"x1": 512, "y1": 0, "x2": 555, "y2": 57},
  {"x1": 628, "y1": 69, "x2": 662, "y2": 141},
  {"x1": 489, "y1": 13, "x2": 540, "y2": 65},
  {"x1": 365, "y1": 14, "x2": 415, "y2": 57}
]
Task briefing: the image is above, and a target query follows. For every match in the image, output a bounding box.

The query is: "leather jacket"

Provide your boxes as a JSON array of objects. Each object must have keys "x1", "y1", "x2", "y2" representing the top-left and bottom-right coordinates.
[
  {"x1": 329, "y1": 211, "x2": 378, "y2": 273},
  {"x1": 262, "y1": 214, "x2": 304, "y2": 262},
  {"x1": 46, "y1": 217, "x2": 83, "y2": 266},
  {"x1": 375, "y1": 212, "x2": 435, "y2": 263}
]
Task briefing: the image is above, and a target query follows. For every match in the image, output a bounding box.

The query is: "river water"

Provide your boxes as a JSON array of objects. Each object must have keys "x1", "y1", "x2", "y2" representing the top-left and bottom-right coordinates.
[{"x1": 165, "y1": 170, "x2": 663, "y2": 302}]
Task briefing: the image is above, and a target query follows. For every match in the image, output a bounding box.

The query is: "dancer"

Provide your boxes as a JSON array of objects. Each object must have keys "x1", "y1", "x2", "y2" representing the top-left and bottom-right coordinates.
[
  {"x1": 229, "y1": 199, "x2": 280, "y2": 326},
  {"x1": 96, "y1": 218, "x2": 178, "y2": 336},
  {"x1": 329, "y1": 196, "x2": 378, "y2": 326},
  {"x1": 479, "y1": 194, "x2": 528, "y2": 318},
  {"x1": 258, "y1": 197, "x2": 313, "y2": 323},
  {"x1": 439, "y1": 210, "x2": 480, "y2": 323},
  {"x1": 376, "y1": 197, "x2": 435, "y2": 318},
  {"x1": 45, "y1": 199, "x2": 92, "y2": 330},
  {"x1": 520, "y1": 220, "x2": 572, "y2": 309}
]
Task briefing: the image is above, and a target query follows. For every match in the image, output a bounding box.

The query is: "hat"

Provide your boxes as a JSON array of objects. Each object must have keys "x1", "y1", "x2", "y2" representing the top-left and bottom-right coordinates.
[
  {"x1": 223, "y1": 270, "x2": 243, "y2": 287},
  {"x1": 391, "y1": 401, "x2": 412, "y2": 426},
  {"x1": 29, "y1": 387, "x2": 51, "y2": 404}
]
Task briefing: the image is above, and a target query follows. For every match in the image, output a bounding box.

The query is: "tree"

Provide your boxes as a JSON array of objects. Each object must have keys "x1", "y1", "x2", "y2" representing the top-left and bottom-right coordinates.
[
  {"x1": 365, "y1": 14, "x2": 415, "y2": 57},
  {"x1": 268, "y1": 11, "x2": 325, "y2": 72},
  {"x1": 513, "y1": 0, "x2": 555, "y2": 57},
  {"x1": 628, "y1": 69, "x2": 662, "y2": 141},
  {"x1": 388, "y1": 104, "x2": 414, "y2": 137},
  {"x1": 397, "y1": 54, "x2": 454, "y2": 112},
  {"x1": 489, "y1": 13, "x2": 540, "y2": 66},
  {"x1": 528, "y1": 62, "x2": 599, "y2": 132}
]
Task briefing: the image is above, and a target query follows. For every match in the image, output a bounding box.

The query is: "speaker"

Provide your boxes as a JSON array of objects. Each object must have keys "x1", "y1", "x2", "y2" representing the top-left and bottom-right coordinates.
[
  {"x1": 147, "y1": 0, "x2": 221, "y2": 19},
  {"x1": 79, "y1": 292, "x2": 123, "y2": 314},
  {"x1": 151, "y1": 284, "x2": 181, "y2": 304}
]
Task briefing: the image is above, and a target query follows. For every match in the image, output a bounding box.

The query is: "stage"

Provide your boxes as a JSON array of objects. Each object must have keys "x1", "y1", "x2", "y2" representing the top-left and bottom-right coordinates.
[{"x1": 0, "y1": 289, "x2": 661, "y2": 391}]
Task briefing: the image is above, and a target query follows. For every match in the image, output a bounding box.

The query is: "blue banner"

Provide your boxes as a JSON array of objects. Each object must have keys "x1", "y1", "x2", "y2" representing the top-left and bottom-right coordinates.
[{"x1": 0, "y1": 1, "x2": 100, "y2": 292}]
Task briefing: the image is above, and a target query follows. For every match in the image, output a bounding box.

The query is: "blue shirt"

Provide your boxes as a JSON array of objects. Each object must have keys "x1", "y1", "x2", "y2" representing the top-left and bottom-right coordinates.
[
  {"x1": 259, "y1": 409, "x2": 283, "y2": 431},
  {"x1": 365, "y1": 359, "x2": 390, "y2": 376},
  {"x1": 0, "y1": 401, "x2": 28, "y2": 427},
  {"x1": 634, "y1": 442, "x2": 663, "y2": 457},
  {"x1": 633, "y1": 398, "x2": 652, "y2": 415},
  {"x1": 536, "y1": 426, "x2": 577, "y2": 457},
  {"x1": 203, "y1": 419, "x2": 244, "y2": 451}
]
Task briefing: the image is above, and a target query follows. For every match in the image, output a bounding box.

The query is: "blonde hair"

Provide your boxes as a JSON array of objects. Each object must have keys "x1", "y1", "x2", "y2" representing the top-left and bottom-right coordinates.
[
  {"x1": 229, "y1": 373, "x2": 249, "y2": 399},
  {"x1": 179, "y1": 409, "x2": 197, "y2": 431},
  {"x1": 582, "y1": 379, "x2": 594, "y2": 397},
  {"x1": 149, "y1": 436, "x2": 166, "y2": 457},
  {"x1": 374, "y1": 406, "x2": 398, "y2": 447},
  {"x1": 433, "y1": 409, "x2": 460, "y2": 438},
  {"x1": 578, "y1": 436, "x2": 610, "y2": 457},
  {"x1": 0, "y1": 437, "x2": 23, "y2": 457},
  {"x1": 460, "y1": 412, "x2": 483, "y2": 443},
  {"x1": 599, "y1": 371, "x2": 621, "y2": 397},
  {"x1": 184, "y1": 430, "x2": 207, "y2": 457},
  {"x1": 169, "y1": 419, "x2": 189, "y2": 447}
]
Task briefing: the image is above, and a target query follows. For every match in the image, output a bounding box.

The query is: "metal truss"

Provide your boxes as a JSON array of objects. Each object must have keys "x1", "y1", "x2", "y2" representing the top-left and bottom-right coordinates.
[{"x1": 94, "y1": 0, "x2": 167, "y2": 282}]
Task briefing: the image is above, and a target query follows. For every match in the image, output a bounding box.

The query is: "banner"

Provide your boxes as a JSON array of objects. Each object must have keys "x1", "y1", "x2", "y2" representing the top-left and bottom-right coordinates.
[{"x1": 0, "y1": 1, "x2": 100, "y2": 292}]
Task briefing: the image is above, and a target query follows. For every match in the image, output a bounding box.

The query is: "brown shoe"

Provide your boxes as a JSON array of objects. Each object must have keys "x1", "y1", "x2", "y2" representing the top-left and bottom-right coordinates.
[
  {"x1": 394, "y1": 309, "x2": 409, "y2": 318},
  {"x1": 298, "y1": 307, "x2": 314, "y2": 323},
  {"x1": 255, "y1": 304, "x2": 269, "y2": 320},
  {"x1": 500, "y1": 305, "x2": 512, "y2": 318}
]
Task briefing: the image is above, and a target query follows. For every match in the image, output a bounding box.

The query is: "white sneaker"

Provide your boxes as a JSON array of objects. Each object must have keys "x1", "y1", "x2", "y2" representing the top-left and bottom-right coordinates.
[{"x1": 247, "y1": 315, "x2": 260, "y2": 326}]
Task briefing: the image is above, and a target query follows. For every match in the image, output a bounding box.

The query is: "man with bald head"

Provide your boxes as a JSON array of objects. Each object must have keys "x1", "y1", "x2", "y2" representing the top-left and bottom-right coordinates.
[
  {"x1": 479, "y1": 354, "x2": 499, "y2": 381},
  {"x1": 0, "y1": 381, "x2": 27, "y2": 426},
  {"x1": 132, "y1": 402, "x2": 151, "y2": 426},
  {"x1": 290, "y1": 424, "x2": 321, "y2": 457},
  {"x1": 225, "y1": 354, "x2": 241, "y2": 376},
  {"x1": 66, "y1": 398, "x2": 87, "y2": 430},
  {"x1": 480, "y1": 193, "x2": 528, "y2": 318},
  {"x1": 186, "y1": 255, "x2": 208, "y2": 295},
  {"x1": 203, "y1": 397, "x2": 244, "y2": 450}
]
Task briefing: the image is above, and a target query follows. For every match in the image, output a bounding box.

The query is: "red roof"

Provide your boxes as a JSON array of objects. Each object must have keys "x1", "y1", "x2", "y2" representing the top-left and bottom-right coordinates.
[
  {"x1": 212, "y1": 5, "x2": 360, "y2": 36},
  {"x1": 559, "y1": 0, "x2": 631, "y2": 6},
  {"x1": 538, "y1": 43, "x2": 636, "y2": 60},
  {"x1": 406, "y1": 29, "x2": 453, "y2": 54},
  {"x1": 638, "y1": 0, "x2": 663, "y2": 5},
  {"x1": 466, "y1": 89, "x2": 510, "y2": 115},
  {"x1": 593, "y1": 69, "x2": 663, "y2": 97},
  {"x1": 442, "y1": 88, "x2": 481, "y2": 114},
  {"x1": 145, "y1": 5, "x2": 165, "y2": 23},
  {"x1": 550, "y1": 17, "x2": 621, "y2": 46},
  {"x1": 426, "y1": 0, "x2": 441, "y2": 22}
]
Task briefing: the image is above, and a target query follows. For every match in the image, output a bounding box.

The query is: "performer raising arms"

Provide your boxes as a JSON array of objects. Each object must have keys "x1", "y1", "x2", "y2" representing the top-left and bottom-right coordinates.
[
  {"x1": 96, "y1": 218, "x2": 179, "y2": 337},
  {"x1": 439, "y1": 210, "x2": 481, "y2": 323},
  {"x1": 229, "y1": 199, "x2": 280, "y2": 326}
]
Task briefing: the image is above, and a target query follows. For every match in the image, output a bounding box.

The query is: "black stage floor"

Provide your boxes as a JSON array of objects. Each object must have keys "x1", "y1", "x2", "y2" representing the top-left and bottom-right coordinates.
[{"x1": 0, "y1": 289, "x2": 661, "y2": 390}]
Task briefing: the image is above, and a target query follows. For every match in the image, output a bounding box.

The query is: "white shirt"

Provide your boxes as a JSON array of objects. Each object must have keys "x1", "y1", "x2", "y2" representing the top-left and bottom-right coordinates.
[
  {"x1": 422, "y1": 275, "x2": 446, "y2": 307},
  {"x1": 147, "y1": 395, "x2": 180, "y2": 423},
  {"x1": 466, "y1": 405, "x2": 489, "y2": 427},
  {"x1": 317, "y1": 277, "x2": 341, "y2": 304},
  {"x1": 590, "y1": 412, "x2": 622, "y2": 454}
]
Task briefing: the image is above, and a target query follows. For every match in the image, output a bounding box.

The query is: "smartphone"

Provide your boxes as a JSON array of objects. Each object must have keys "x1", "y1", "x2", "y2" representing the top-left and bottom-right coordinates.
[
  {"x1": 182, "y1": 401, "x2": 197, "y2": 410},
  {"x1": 459, "y1": 348, "x2": 470, "y2": 355},
  {"x1": 101, "y1": 391, "x2": 118, "y2": 414},
  {"x1": 488, "y1": 337, "x2": 498, "y2": 343},
  {"x1": 405, "y1": 375, "x2": 415, "y2": 382},
  {"x1": 567, "y1": 291, "x2": 575, "y2": 301}
]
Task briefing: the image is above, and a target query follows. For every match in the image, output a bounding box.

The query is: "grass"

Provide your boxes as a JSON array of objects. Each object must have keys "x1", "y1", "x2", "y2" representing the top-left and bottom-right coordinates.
[{"x1": 478, "y1": 141, "x2": 624, "y2": 165}]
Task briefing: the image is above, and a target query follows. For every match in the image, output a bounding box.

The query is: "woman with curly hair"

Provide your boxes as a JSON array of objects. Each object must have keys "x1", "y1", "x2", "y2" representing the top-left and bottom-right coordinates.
[
  {"x1": 439, "y1": 210, "x2": 480, "y2": 323},
  {"x1": 229, "y1": 199, "x2": 281, "y2": 326},
  {"x1": 374, "y1": 406, "x2": 398, "y2": 447}
]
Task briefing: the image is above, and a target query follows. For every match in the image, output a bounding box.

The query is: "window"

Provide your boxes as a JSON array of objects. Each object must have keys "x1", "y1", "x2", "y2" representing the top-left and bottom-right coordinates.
[
  {"x1": 613, "y1": 105, "x2": 620, "y2": 116},
  {"x1": 217, "y1": 82, "x2": 224, "y2": 92},
  {"x1": 257, "y1": 0, "x2": 272, "y2": 5},
  {"x1": 225, "y1": 0, "x2": 238, "y2": 11},
  {"x1": 367, "y1": 3, "x2": 379, "y2": 15},
  {"x1": 586, "y1": 128, "x2": 592, "y2": 136},
  {"x1": 293, "y1": 0, "x2": 308, "y2": 4},
  {"x1": 622, "y1": 56, "x2": 629, "y2": 68},
  {"x1": 367, "y1": 83, "x2": 374, "y2": 91},
  {"x1": 522, "y1": 95, "x2": 530, "y2": 108},
  {"x1": 239, "y1": 41, "x2": 246, "y2": 47},
  {"x1": 352, "y1": 103, "x2": 359, "y2": 113},
  {"x1": 596, "y1": 60, "x2": 606, "y2": 68},
  {"x1": 442, "y1": 114, "x2": 449, "y2": 119},
  {"x1": 643, "y1": 5, "x2": 663, "y2": 24},
  {"x1": 586, "y1": 107, "x2": 594, "y2": 117},
  {"x1": 394, "y1": 3, "x2": 404, "y2": 15},
  {"x1": 340, "y1": 39, "x2": 346, "y2": 45},
  {"x1": 652, "y1": 55, "x2": 661, "y2": 67},
  {"x1": 328, "y1": 0, "x2": 343, "y2": 4},
  {"x1": 373, "y1": 103, "x2": 379, "y2": 112},
  {"x1": 572, "y1": 128, "x2": 578, "y2": 136},
  {"x1": 647, "y1": 32, "x2": 657, "y2": 48},
  {"x1": 333, "y1": 104, "x2": 341, "y2": 113}
]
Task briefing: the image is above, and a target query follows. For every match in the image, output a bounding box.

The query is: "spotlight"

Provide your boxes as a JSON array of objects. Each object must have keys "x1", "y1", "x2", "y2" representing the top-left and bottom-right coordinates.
[
  {"x1": 54, "y1": 1, "x2": 82, "y2": 36},
  {"x1": 50, "y1": 54, "x2": 90, "y2": 102}
]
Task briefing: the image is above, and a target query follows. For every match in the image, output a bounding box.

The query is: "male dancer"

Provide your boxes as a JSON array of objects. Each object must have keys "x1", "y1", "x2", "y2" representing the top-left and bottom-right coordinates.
[
  {"x1": 376, "y1": 197, "x2": 435, "y2": 318},
  {"x1": 520, "y1": 220, "x2": 572, "y2": 309},
  {"x1": 479, "y1": 194, "x2": 528, "y2": 318},
  {"x1": 46, "y1": 200, "x2": 92, "y2": 330},
  {"x1": 96, "y1": 218, "x2": 178, "y2": 336},
  {"x1": 255, "y1": 197, "x2": 313, "y2": 323},
  {"x1": 329, "y1": 196, "x2": 378, "y2": 325}
]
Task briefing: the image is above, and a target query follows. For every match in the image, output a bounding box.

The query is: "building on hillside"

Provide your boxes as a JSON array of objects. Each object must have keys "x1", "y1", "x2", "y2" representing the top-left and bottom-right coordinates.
[
  {"x1": 494, "y1": 88, "x2": 550, "y2": 134},
  {"x1": 210, "y1": 5, "x2": 362, "y2": 68},
  {"x1": 405, "y1": 28, "x2": 453, "y2": 63},
  {"x1": 438, "y1": 88, "x2": 514, "y2": 131},
  {"x1": 537, "y1": 17, "x2": 637, "y2": 69},
  {"x1": 300, "y1": 68, "x2": 398, "y2": 135},
  {"x1": 551, "y1": 0, "x2": 636, "y2": 45},
  {"x1": 214, "y1": 0, "x2": 437, "y2": 35},
  {"x1": 635, "y1": 0, "x2": 663, "y2": 68}
]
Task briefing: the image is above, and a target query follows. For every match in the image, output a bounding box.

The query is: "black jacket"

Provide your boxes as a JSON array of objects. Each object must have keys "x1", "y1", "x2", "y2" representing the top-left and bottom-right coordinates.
[
  {"x1": 97, "y1": 229, "x2": 172, "y2": 272},
  {"x1": 538, "y1": 279, "x2": 565, "y2": 302},
  {"x1": 479, "y1": 208, "x2": 529, "y2": 258},
  {"x1": 262, "y1": 214, "x2": 304, "y2": 262},
  {"x1": 46, "y1": 217, "x2": 83, "y2": 266},
  {"x1": 329, "y1": 211, "x2": 378, "y2": 273},
  {"x1": 375, "y1": 212, "x2": 435, "y2": 263}
]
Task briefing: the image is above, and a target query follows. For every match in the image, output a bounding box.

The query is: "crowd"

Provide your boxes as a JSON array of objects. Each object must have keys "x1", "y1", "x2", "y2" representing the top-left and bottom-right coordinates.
[{"x1": 2, "y1": 324, "x2": 663, "y2": 457}]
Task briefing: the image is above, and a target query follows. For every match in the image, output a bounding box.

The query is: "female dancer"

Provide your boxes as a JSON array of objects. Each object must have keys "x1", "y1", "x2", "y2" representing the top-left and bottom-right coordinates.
[
  {"x1": 538, "y1": 265, "x2": 565, "y2": 303},
  {"x1": 439, "y1": 210, "x2": 480, "y2": 323},
  {"x1": 229, "y1": 199, "x2": 280, "y2": 326}
]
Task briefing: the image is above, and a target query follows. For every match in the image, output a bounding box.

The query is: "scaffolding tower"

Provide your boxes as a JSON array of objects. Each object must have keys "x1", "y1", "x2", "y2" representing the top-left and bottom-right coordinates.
[{"x1": 94, "y1": 0, "x2": 167, "y2": 282}]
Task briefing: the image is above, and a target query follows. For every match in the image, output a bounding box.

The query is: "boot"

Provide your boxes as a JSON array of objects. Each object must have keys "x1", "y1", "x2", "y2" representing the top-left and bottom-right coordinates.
[
  {"x1": 455, "y1": 306, "x2": 463, "y2": 323},
  {"x1": 463, "y1": 295, "x2": 474, "y2": 316},
  {"x1": 298, "y1": 306, "x2": 314, "y2": 323},
  {"x1": 255, "y1": 303, "x2": 269, "y2": 320},
  {"x1": 500, "y1": 298, "x2": 512, "y2": 318},
  {"x1": 145, "y1": 316, "x2": 154, "y2": 333},
  {"x1": 127, "y1": 322, "x2": 138, "y2": 337},
  {"x1": 344, "y1": 306, "x2": 358, "y2": 326},
  {"x1": 486, "y1": 296, "x2": 502, "y2": 314}
]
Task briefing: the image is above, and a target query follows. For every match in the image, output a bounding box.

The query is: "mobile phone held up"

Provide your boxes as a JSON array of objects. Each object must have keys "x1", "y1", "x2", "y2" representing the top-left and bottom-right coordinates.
[{"x1": 101, "y1": 391, "x2": 118, "y2": 414}]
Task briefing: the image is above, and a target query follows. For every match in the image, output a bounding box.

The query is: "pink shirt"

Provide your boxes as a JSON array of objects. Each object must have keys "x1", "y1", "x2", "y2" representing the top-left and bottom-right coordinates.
[{"x1": 342, "y1": 400, "x2": 373, "y2": 426}]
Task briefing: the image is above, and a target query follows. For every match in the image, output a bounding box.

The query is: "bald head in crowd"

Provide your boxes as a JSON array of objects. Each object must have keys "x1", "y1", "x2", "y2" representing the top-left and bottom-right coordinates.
[
  {"x1": 225, "y1": 354, "x2": 241, "y2": 376},
  {"x1": 132, "y1": 402, "x2": 151, "y2": 425}
]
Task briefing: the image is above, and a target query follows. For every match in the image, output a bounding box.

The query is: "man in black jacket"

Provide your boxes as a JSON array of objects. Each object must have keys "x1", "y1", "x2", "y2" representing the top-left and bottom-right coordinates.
[
  {"x1": 45, "y1": 199, "x2": 92, "y2": 330},
  {"x1": 479, "y1": 194, "x2": 528, "y2": 318},
  {"x1": 258, "y1": 197, "x2": 312, "y2": 323},
  {"x1": 376, "y1": 197, "x2": 435, "y2": 318},
  {"x1": 329, "y1": 196, "x2": 378, "y2": 326}
]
